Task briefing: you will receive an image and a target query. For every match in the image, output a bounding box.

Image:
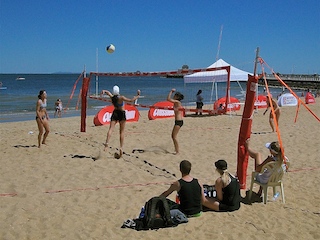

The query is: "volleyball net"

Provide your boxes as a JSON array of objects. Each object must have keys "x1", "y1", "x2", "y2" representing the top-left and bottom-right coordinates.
[{"x1": 79, "y1": 66, "x2": 232, "y2": 132}]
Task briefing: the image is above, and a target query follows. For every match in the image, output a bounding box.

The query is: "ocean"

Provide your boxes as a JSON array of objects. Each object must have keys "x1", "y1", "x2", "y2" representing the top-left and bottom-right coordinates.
[{"x1": 0, "y1": 74, "x2": 295, "y2": 123}]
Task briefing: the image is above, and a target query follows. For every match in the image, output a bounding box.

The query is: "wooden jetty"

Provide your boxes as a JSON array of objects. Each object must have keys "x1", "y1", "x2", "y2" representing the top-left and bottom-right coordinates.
[{"x1": 260, "y1": 73, "x2": 319, "y2": 90}]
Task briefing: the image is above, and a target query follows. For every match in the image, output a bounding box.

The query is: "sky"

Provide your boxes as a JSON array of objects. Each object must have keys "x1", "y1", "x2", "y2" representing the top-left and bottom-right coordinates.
[{"x1": 0, "y1": 0, "x2": 319, "y2": 74}]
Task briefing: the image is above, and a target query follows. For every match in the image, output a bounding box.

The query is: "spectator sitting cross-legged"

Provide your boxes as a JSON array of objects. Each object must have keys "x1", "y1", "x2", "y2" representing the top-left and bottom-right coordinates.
[
  {"x1": 201, "y1": 160, "x2": 241, "y2": 212},
  {"x1": 160, "y1": 160, "x2": 203, "y2": 217}
]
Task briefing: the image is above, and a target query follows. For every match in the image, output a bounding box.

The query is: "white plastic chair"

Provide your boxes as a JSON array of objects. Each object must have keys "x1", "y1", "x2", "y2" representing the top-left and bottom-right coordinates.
[{"x1": 248, "y1": 161, "x2": 288, "y2": 204}]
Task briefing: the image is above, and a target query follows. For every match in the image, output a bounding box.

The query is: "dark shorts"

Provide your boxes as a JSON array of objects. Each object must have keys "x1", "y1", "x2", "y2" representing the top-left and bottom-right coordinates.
[
  {"x1": 175, "y1": 120, "x2": 184, "y2": 127},
  {"x1": 111, "y1": 109, "x2": 126, "y2": 122},
  {"x1": 36, "y1": 116, "x2": 46, "y2": 120},
  {"x1": 196, "y1": 102, "x2": 203, "y2": 109}
]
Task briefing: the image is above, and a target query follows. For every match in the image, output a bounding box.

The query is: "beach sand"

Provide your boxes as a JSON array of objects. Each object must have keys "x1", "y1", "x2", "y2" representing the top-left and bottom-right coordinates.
[{"x1": 0, "y1": 100, "x2": 319, "y2": 239}]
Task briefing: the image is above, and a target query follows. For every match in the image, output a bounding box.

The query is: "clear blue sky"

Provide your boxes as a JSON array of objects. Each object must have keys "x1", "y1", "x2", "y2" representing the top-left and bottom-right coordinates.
[{"x1": 1, "y1": 0, "x2": 319, "y2": 74}]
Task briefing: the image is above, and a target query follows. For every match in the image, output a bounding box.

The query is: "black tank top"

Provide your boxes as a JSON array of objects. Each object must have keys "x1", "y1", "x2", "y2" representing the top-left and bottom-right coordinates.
[
  {"x1": 178, "y1": 178, "x2": 202, "y2": 215},
  {"x1": 220, "y1": 174, "x2": 241, "y2": 211}
]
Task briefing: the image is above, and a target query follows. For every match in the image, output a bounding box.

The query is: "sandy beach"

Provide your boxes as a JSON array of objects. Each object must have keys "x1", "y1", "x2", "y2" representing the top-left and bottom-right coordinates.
[{"x1": 0, "y1": 100, "x2": 319, "y2": 240}]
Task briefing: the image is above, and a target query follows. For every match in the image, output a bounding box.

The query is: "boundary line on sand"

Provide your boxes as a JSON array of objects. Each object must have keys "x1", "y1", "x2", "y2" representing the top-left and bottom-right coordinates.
[{"x1": 2, "y1": 167, "x2": 320, "y2": 197}]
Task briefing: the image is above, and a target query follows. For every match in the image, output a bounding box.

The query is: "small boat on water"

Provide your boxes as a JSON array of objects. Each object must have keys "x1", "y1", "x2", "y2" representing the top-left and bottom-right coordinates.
[{"x1": 16, "y1": 76, "x2": 25, "y2": 80}]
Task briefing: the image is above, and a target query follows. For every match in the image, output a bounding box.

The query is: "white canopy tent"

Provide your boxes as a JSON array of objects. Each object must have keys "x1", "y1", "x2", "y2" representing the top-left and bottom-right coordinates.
[
  {"x1": 184, "y1": 59, "x2": 252, "y2": 83},
  {"x1": 184, "y1": 59, "x2": 252, "y2": 102}
]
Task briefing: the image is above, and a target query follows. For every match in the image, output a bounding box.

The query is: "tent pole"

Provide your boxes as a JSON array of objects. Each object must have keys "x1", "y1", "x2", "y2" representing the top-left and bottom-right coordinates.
[
  {"x1": 210, "y1": 79, "x2": 215, "y2": 102},
  {"x1": 215, "y1": 82, "x2": 218, "y2": 101},
  {"x1": 224, "y1": 66, "x2": 231, "y2": 115},
  {"x1": 237, "y1": 81, "x2": 245, "y2": 96}
]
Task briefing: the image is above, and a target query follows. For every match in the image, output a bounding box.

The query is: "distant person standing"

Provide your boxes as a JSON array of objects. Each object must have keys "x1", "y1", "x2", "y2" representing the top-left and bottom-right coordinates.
[
  {"x1": 36, "y1": 90, "x2": 50, "y2": 148},
  {"x1": 263, "y1": 95, "x2": 280, "y2": 132},
  {"x1": 167, "y1": 89, "x2": 184, "y2": 154},
  {"x1": 54, "y1": 99, "x2": 63, "y2": 118},
  {"x1": 195, "y1": 89, "x2": 203, "y2": 115}
]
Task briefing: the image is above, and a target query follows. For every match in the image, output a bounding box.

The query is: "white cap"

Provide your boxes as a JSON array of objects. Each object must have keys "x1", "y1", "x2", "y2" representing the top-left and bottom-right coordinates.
[
  {"x1": 113, "y1": 85, "x2": 120, "y2": 95},
  {"x1": 265, "y1": 142, "x2": 280, "y2": 154}
]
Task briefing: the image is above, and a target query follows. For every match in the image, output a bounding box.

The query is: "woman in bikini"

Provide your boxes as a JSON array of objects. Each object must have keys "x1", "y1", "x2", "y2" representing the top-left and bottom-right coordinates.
[
  {"x1": 167, "y1": 89, "x2": 184, "y2": 154},
  {"x1": 101, "y1": 85, "x2": 140, "y2": 157},
  {"x1": 263, "y1": 95, "x2": 280, "y2": 132},
  {"x1": 36, "y1": 90, "x2": 50, "y2": 148}
]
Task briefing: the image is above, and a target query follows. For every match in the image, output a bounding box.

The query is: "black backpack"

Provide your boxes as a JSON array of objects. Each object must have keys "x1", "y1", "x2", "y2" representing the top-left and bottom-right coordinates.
[{"x1": 142, "y1": 196, "x2": 175, "y2": 230}]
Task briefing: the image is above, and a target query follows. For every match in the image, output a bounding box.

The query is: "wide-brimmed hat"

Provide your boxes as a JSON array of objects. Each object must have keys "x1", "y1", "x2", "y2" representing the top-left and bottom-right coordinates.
[
  {"x1": 113, "y1": 85, "x2": 120, "y2": 95},
  {"x1": 265, "y1": 141, "x2": 280, "y2": 154},
  {"x1": 215, "y1": 159, "x2": 227, "y2": 171}
]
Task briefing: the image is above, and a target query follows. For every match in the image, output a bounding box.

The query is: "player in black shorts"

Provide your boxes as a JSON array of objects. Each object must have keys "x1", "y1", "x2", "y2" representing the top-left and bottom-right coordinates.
[
  {"x1": 167, "y1": 89, "x2": 184, "y2": 154},
  {"x1": 101, "y1": 86, "x2": 140, "y2": 157}
]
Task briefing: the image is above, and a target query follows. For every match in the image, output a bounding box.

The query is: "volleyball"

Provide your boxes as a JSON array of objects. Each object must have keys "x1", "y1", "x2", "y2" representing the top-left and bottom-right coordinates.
[{"x1": 106, "y1": 44, "x2": 115, "y2": 53}]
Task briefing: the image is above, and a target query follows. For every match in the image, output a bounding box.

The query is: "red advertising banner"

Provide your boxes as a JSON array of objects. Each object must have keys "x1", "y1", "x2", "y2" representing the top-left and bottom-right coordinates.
[
  {"x1": 254, "y1": 95, "x2": 268, "y2": 109},
  {"x1": 305, "y1": 92, "x2": 315, "y2": 104},
  {"x1": 93, "y1": 104, "x2": 140, "y2": 126},
  {"x1": 213, "y1": 97, "x2": 241, "y2": 112},
  {"x1": 148, "y1": 101, "x2": 175, "y2": 120}
]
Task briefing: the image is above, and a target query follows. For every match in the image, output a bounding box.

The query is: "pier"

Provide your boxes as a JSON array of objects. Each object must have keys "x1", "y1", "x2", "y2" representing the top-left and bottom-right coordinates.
[
  {"x1": 259, "y1": 73, "x2": 319, "y2": 90},
  {"x1": 167, "y1": 71, "x2": 319, "y2": 90}
]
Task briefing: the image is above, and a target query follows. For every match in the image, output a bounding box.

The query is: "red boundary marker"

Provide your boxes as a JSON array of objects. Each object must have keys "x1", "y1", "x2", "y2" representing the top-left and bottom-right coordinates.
[
  {"x1": 0, "y1": 193, "x2": 17, "y2": 197},
  {"x1": 44, "y1": 181, "x2": 170, "y2": 194},
  {"x1": 287, "y1": 167, "x2": 320, "y2": 173},
  {"x1": 2, "y1": 167, "x2": 320, "y2": 197}
]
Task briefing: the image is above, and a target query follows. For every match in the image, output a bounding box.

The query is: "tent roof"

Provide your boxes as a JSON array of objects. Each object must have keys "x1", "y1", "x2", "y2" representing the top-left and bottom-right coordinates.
[{"x1": 184, "y1": 59, "x2": 252, "y2": 83}]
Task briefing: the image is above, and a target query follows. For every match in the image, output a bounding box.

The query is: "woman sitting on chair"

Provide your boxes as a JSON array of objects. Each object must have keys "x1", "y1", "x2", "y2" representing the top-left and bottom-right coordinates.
[{"x1": 245, "y1": 138, "x2": 286, "y2": 196}]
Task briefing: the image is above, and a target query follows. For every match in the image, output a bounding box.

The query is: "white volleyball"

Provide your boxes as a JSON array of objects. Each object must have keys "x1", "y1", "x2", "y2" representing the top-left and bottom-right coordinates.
[{"x1": 106, "y1": 44, "x2": 115, "y2": 53}]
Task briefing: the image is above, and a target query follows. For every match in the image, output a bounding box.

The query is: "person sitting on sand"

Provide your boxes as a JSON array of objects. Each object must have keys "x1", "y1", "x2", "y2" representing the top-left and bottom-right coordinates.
[
  {"x1": 217, "y1": 103, "x2": 225, "y2": 114},
  {"x1": 167, "y1": 89, "x2": 184, "y2": 154},
  {"x1": 201, "y1": 160, "x2": 241, "y2": 212},
  {"x1": 101, "y1": 86, "x2": 140, "y2": 158},
  {"x1": 263, "y1": 95, "x2": 280, "y2": 132},
  {"x1": 160, "y1": 160, "x2": 202, "y2": 217}
]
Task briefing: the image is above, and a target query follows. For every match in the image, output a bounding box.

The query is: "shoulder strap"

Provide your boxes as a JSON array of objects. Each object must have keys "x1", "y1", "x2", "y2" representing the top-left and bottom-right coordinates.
[
  {"x1": 159, "y1": 196, "x2": 174, "y2": 226},
  {"x1": 145, "y1": 197, "x2": 160, "y2": 227}
]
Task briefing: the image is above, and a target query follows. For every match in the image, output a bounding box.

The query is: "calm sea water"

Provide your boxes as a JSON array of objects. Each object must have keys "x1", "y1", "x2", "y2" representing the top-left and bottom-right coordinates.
[{"x1": 0, "y1": 74, "x2": 290, "y2": 123}]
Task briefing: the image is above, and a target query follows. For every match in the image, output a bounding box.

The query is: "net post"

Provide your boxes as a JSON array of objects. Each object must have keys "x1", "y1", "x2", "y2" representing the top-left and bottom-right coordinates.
[{"x1": 80, "y1": 77, "x2": 90, "y2": 132}]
